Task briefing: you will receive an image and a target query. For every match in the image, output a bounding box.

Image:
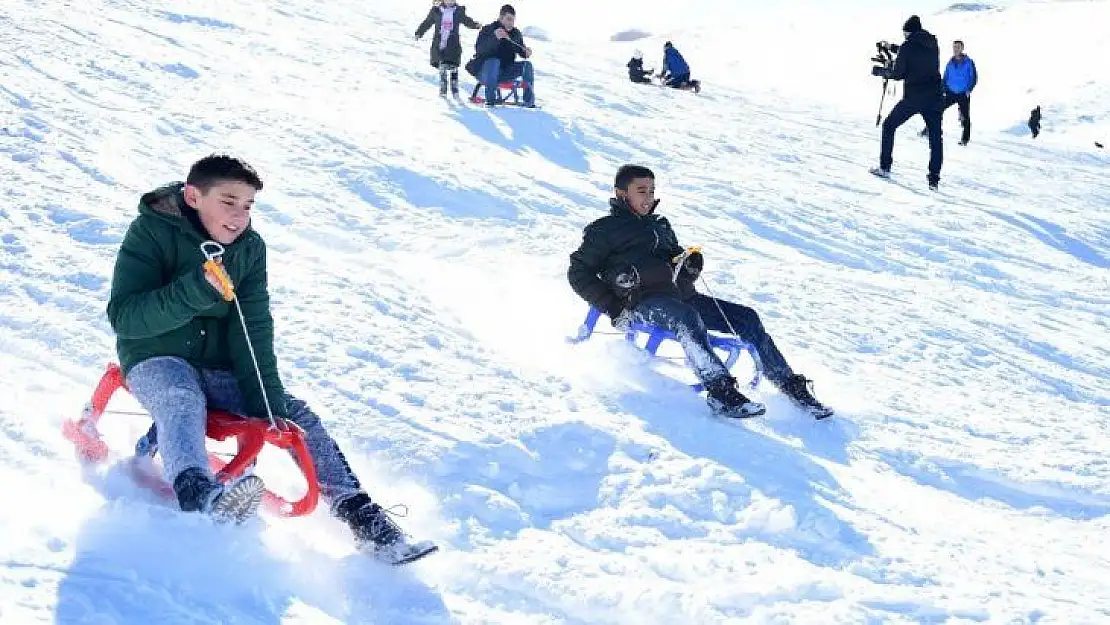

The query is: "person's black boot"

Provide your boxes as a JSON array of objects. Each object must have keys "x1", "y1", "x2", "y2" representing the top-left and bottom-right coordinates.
[
  {"x1": 705, "y1": 376, "x2": 765, "y2": 418},
  {"x1": 173, "y1": 467, "x2": 264, "y2": 524},
  {"x1": 780, "y1": 374, "x2": 834, "y2": 419},
  {"x1": 335, "y1": 493, "x2": 439, "y2": 565}
]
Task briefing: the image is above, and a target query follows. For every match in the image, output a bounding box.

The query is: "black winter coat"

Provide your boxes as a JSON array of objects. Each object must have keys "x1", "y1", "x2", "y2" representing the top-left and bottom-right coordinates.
[
  {"x1": 415, "y1": 5, "x2": 480, "y2": 68},
  {"x1": 888, "y1": 29, "x2": 943, "y2": 102},
  {"x1": 568, "y1": 199, "x2": 697, "y2": 319},
  {"x1": 474, "y1": 20, "x2": 527, "y2": 68},
  {"x1": 627, "y1": 58, "x2": 652, "y2": 82}
]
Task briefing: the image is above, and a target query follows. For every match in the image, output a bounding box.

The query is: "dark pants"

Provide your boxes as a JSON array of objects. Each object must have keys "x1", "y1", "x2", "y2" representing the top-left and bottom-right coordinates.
[
  {"x1": 630, "y1": 293, "x2": 795, "y2": 388},
  {"x1": 943, "y1": 89, "x2": 971, "y2": 143},
  {"x1": 480, "y1": 58, "x2": 535, "y2": 105},
  {"x1": 881, "y1": 96, "x2": 944, "y2": 185},
  {"x1": 630, "y1": 75, "x2": 653, "y2": 84}
]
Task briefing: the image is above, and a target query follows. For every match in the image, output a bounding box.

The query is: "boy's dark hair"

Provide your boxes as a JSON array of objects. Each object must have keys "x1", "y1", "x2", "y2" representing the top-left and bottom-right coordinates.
[
  {"x1": 186, "y1": 154, "x2": 263, "y2": 192},
  {"x1": 953, "y1": 39, "x2": 964, "y2": 46},
  {"x1": 614, "y1": 164, "x2": 654, "y2": 190},
  {"x1": 500, "y1": 4, "x2": 515, "y2": 16}
]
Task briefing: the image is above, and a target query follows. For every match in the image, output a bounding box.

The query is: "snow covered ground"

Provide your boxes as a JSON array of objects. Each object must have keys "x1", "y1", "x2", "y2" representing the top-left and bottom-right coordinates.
[{"x1": 1, "y1": 0, "x2": 1108, "y2": 622}]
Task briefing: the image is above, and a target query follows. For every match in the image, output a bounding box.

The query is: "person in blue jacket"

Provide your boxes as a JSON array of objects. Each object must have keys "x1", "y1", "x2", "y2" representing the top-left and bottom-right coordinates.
[
  {"x1": 922, "y1": 40, "x2": 978, "y2": 145},
  {"x1": 943, "y1": 40, "x2": 977, "y2": 145},
  {"x1": 658, "y1": 42, "x2": 701, "y2": 93}
]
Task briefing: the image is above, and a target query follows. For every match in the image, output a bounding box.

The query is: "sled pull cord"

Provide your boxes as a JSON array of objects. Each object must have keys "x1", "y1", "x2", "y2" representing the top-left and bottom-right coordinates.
[
  {"x1": 200, "y1": 241, "x2": 282, "y2": 431},
  {"x1": 671, "y1": 245, "x2": 761, "y2": 370},
  {"x1": 670, "y1": 245, "x2": 702, "y2": 284}
]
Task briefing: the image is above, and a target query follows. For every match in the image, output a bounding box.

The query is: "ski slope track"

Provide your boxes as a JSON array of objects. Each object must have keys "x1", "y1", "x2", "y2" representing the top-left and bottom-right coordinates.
[{"x1": 1, "y1": 0, "x2": 1108, "y2": 623}]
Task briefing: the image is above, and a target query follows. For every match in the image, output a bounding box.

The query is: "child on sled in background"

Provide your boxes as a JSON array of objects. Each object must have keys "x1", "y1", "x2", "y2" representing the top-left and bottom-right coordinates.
[{"x1": 627, "y1": 49, "x2": 654, "y2": 84}]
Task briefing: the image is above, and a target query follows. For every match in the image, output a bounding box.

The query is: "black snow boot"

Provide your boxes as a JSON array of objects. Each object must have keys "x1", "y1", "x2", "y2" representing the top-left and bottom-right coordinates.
[
  {"x1": 173, "y1": 467, "x2": 264, "y2": 524},
  {"x1": 705, "y1": 375, "x2": 765, "y2": 418},
  {"x1": 780, "y1": 374, "x2": 834, "y2": 419},
  {"x1": 336, "y1": 493, "x2": 404, "y2": 548},
  {"x1": 336, "y1": 493, "x2": 439, "y2": 565}
]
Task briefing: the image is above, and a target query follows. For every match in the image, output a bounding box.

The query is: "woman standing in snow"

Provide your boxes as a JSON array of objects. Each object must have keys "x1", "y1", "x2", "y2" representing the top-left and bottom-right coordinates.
[{"x1": 415, "y1": 0, "x2": 481, "y2": 97}]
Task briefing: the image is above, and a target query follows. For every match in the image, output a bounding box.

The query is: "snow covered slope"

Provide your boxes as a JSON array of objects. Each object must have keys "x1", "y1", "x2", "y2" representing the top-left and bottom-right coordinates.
[{"x1": 1, "y1": 0, "x2": 1108, "y2": 622}]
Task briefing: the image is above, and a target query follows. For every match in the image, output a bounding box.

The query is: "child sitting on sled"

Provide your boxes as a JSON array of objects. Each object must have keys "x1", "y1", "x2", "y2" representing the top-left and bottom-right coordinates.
[
  {"x1": 566, "y1": 164, "x2": 832, "y2": 419},
  {"x1": 106, "y1": 154, "x2": 433, "y2": 563},
  {"x1": 627, "y1": 49, "x2": 654, "y2": 84}
]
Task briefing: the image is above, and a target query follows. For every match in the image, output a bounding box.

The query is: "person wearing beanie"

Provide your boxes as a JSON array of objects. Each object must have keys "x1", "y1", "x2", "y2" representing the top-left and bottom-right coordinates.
[
  {"x1": 871, "y1": 14, "x2": 945, "y2": 189},
  {"x1": 627, "y1": 49, "x2": 654, "y2": 84},
  {"x1": 465, "y1": 3, "x2": 537, "y2": 107}
]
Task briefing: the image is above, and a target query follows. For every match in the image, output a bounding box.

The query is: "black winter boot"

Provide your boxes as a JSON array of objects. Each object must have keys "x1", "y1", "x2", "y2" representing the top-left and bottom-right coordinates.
[
  {"x1": 336, "y1": 493, "x2": 403, "y2": 548},
  {"x1": 780, "y1": 374, "x2": 834, "y2": 419},
  {"x1": 705, "y1": 376, "x2": 765, "y2": 418},
  {"x1": 335, "y1": 493, "x2": 439, "y2": 565},
  {"x1": 173, "y1": 468, "x2": 265, "y2": 524},
  {"x1": 174, "y1": 467, "x2": 222, "y2": 513}
]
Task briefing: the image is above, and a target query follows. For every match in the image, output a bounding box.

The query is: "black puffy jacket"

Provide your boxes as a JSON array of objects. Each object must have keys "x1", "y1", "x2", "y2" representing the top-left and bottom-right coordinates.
[
  {"x1": 567, "y1": 198, "x2": 697, "y2": 319},
  {"x1": 888, "y1": 29, "x2": 944, "y2": 102}
]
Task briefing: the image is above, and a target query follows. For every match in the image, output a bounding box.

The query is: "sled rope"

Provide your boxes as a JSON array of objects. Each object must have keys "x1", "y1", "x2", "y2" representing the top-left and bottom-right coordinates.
[{"x1": 200, "y1": 241, "x2": 282, "y2": 431}]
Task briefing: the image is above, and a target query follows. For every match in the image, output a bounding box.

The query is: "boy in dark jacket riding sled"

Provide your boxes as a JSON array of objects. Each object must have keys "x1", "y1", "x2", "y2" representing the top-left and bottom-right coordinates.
[
  {"x1": 107, "y1": 155, "x2": 435, "y2": 564},
  {"x1": 415, "y1": 0, "x2": 481, "y2": 97},
  {"x1": 567, "y1": 165, "x2": 833, "y2": 419}
]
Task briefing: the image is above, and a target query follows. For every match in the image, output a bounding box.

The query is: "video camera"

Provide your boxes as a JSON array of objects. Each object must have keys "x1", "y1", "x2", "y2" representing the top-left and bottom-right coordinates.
[{"x1": 870, "y1": 41, "x2": 898, "y2": 77}]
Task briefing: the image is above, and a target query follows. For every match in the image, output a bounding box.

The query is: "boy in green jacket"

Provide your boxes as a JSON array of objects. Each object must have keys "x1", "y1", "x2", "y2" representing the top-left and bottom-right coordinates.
[{"x1": 108, "y1": 155, "x2": 434, "y2": 563}]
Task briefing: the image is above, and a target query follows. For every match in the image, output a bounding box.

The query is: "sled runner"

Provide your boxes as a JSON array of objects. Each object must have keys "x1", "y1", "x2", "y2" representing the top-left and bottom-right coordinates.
[
  {"x1": 568, "y1": 305, "x2": 762, "y2": 392},
  {"x1": 62, "y1": 362, "x2": 320, "y2": 518},
  {"x1": 469, "y1": 78, "x2": 531, "y2": 105}
]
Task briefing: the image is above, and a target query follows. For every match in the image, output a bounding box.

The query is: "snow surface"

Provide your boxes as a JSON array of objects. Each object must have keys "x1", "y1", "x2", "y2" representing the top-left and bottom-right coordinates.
[{"x1": 1, "y1": 0, "x2": 1109, "y2": 622}]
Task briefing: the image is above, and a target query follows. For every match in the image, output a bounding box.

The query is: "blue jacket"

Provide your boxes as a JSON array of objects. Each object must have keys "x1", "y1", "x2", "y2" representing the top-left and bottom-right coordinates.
[
  {"x1": 663, "y1": 46, "x2": 689, "y2": 77},
  {"x1": 943, "y1": 56, "x2": 977, "y2": 94}
]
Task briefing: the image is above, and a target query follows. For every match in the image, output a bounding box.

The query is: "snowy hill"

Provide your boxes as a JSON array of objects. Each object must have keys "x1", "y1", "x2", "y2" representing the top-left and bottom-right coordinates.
[{"x1": 2, "y1": 0, "x2": 1109, "y2": 623}]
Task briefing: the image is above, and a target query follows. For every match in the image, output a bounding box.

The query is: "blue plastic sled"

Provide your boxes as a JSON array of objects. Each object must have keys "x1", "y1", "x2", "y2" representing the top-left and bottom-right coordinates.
[{"x1": 568, "y1": 306, "x2": 762, "y2": 392}]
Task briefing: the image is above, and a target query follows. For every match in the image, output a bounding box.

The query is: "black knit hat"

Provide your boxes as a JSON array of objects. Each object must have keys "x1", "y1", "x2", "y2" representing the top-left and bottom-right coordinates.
[
  {"x1": 500, "y1": 4, "x2": 515, "y2": 15},
  {"x1": 903, "y1": 15, "x2": 922, "y2": 33}
]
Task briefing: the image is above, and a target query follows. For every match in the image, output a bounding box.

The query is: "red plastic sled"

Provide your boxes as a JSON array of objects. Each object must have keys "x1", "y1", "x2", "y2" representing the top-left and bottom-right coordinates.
[
  {"x1": 469, "y1": 79, "x2": 531, "y2": 105},
  {"x1": 62, "y1": 363, "x2": 320, "y2": 517}
]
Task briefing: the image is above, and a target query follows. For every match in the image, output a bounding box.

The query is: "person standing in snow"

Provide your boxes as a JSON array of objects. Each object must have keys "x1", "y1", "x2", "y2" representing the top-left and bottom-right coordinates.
[
  {"x1": 415, "y1": 0, "x2": 481, "y2": 97},
  {"x1": 106, "y1": 154, "x2": 434, "y2": 564},
  {"x1": 920, "y1": 40, "x2": 978, "y2": 145},
  {"x1": 941, "y1": 40, "x2": 977, "y2": 145},
  {"x1": 466, "y1": 4, "x2": 536, "y2": 107},
  {"x1": 1028, "y1": 105, "x2": 1041, "y2": 138},
  {"x1": 567, "y1": 164, "x2": 833, "y2": 420},
  {"x1": 627, "y1": 49, "x2": 654, "y2": 84},
  {"x1": 871, "y1": 15, "x2": 944, "y2": 189},
  {"x1": 657, "y1": 41, "x2": 701, "y2": 93}
]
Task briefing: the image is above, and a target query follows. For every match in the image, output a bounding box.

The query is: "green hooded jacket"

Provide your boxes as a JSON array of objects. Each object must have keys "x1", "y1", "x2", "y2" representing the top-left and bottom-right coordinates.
[{"x1": 106, "y1": 182, "x2": 288, "y2": 418}]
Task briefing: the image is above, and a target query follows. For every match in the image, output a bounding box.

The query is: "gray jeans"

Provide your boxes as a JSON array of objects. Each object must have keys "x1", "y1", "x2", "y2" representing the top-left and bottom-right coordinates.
[{"x1": 126, "y1": 356, "x2": 363, "y2": 510}]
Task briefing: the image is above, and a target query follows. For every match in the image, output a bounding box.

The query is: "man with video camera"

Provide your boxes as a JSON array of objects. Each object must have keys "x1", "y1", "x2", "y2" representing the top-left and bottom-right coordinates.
[{"x1": 870, "y1": 15, "x2": 944, "y2": 190}]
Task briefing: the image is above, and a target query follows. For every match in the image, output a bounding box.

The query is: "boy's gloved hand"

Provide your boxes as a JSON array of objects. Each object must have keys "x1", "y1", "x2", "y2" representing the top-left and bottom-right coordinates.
[
  {"x1": 682, "y1": 250, "x2": 704, "y2": 279},
  {"x1": 204, "y1": 258, "x2": 235, "y2": 301}
]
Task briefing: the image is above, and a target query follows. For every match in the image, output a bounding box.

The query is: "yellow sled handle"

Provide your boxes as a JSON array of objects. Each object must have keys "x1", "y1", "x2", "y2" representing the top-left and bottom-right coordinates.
[{"x1": 200, "y1": 241, "x2": 235, "y2": 302}]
